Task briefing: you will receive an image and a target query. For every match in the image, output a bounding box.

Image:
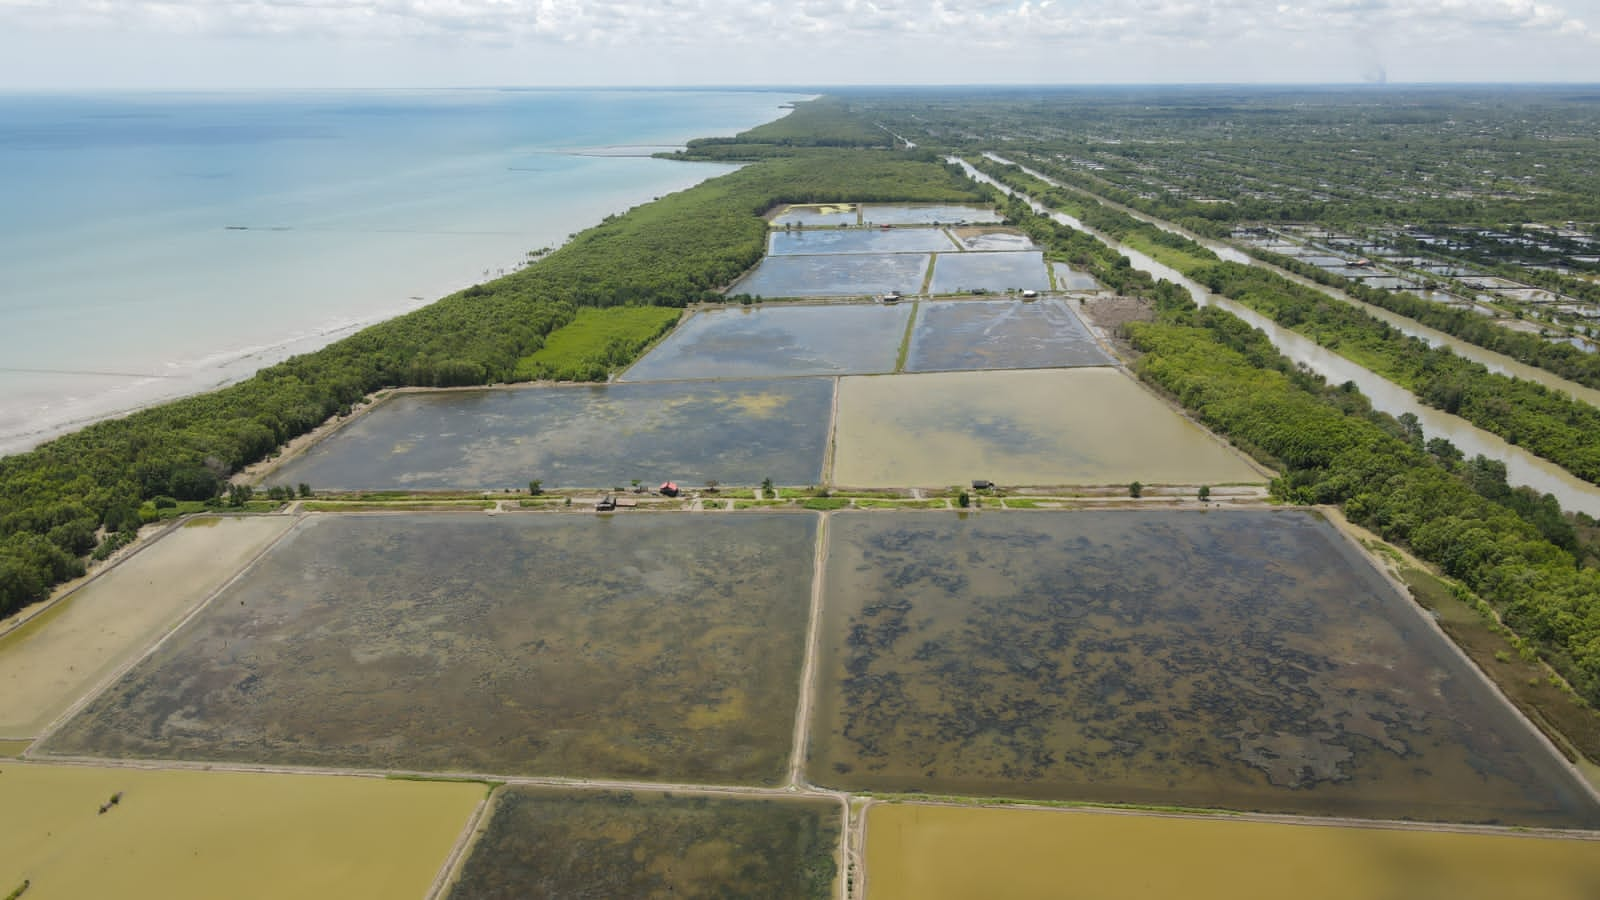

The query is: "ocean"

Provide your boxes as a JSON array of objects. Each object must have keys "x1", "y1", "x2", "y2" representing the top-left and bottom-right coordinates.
[{"x1": 0, "y1": 88, "x2": 799, "y2": 455}]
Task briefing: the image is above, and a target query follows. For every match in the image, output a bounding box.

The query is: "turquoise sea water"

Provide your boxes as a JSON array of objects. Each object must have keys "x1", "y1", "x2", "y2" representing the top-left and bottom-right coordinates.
[{"x1": 0, "y1": 89, "x2": 797, "y2": 454}]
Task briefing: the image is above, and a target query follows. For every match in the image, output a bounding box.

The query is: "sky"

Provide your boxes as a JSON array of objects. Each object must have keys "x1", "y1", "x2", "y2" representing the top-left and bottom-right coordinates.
[{"x1": 1, "y1": 0, "x2": 1597, "y2": 89}]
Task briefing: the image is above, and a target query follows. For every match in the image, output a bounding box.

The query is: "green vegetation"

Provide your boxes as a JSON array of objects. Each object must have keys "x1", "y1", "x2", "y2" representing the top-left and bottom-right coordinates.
[
  {"x1": 670, "y1": 97, "x2": 892, "y2": 161},
  {"x1": 1124, "y1": 283, "x2": 1600, "y2": 707},
  {"x1": 1188, "y1": 261, "x2": 1600, "y2": 483},
  {"x1": 512, "y1": 306, "x2": 680, "y2": 382},
  {"x1": 0, "y1": 144, "x2": 978, "y2": 618},
  {"x1": 976, "y1": 156, "x2": 1600, "y2": 487},
  {"x1": 1251, "y1": 247, "x2": 1600, "y2": 390}
]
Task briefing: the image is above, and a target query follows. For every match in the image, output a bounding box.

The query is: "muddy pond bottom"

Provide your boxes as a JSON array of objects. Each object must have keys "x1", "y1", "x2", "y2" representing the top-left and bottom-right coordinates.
[
  {"x1": 810, "y1": 509, "x2": 1600, "y2": 828},
  {"x1": 41, "y1": 513, "x2": 818, "y2": 784},
  {"x1": 448, "y1": 788, "x2": 838, "y2": 899},
  {"x1": 268, "y1": 377, "x2": 833, "y2": 491},
  {"x1": 829, "y1": 368, "x2": 1263, "y2": 488}
]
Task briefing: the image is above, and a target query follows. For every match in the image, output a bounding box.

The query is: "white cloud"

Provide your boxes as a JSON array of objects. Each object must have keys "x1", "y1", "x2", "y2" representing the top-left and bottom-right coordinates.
[{"x1": 0, "y1": 0, "x2": 1595, "y2": 85}]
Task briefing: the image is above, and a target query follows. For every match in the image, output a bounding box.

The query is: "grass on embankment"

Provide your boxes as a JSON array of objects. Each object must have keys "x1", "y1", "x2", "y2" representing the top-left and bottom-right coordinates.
[{"x1": 512, "y1": 306, "x2": 682, "y2": 382}]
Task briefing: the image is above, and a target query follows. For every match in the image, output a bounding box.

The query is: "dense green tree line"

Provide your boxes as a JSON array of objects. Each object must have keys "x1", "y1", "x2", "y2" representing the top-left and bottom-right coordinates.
[
  {"x1": 0, "y1": 150, "x2": 980, "y2": 617},
  {"x1": 673, "y1": 97, "x2": 892, "y2": 159},
  {"x1": 1126, "y1": 288, "x2": 1600, "y2": 706},
  {"x1": 1249, "y1": 248, "x2": 1600, "y2": 390},
  {"x1": 1189, "y1": 262, "x2": 1600, "y2": 484},
  {"x1": 973, "y1": 156, "x2": 1600, "y2": 487}
]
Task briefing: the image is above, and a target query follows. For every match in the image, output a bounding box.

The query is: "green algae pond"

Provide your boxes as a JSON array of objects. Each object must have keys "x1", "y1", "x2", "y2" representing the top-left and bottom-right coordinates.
[
  {"x1": 268, "y1": 378, "x2": 833, "y2": 491},
  {"x1": 621, "y1": 302, "x2": 910, "y2": 381},
  {"x1": 447, "y1": 788, "x2": 838, "y2": 899},
  {"x1": 810, "y1": 510, "x2": 1600, "y2": 828},
  {"x1": 904, "y1": 298, "x2": 1110, "y2": 372},
  {"x1": 830, "y1": 368, "x2": 1264, "y2": 488},
  {"x1": 42, "y1": 512, "x2": 819, "y2": 784}
]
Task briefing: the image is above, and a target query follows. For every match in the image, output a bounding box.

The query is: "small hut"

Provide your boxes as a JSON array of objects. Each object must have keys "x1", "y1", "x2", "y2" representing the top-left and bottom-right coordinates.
[{"x1": 659, "y1": 481, "x2": 680, "y2": 497}]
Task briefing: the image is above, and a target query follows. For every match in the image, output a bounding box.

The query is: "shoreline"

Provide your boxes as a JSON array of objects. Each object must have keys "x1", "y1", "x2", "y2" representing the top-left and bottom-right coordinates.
[{"x1": 0, "y1": 94, "x2": 802, "y2": 460}]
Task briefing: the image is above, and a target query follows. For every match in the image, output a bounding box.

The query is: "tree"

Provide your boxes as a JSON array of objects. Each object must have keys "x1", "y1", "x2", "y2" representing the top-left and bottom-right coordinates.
[
  {"x1": 1198, "y1": 485, "x2": 1211, "y2": 502},
  {"x1": 958, "y1": 490, "x2": 971, "y2": 508},
  {"x1": 761, "y1": 477, "x2": 774, "y2": 496},
  {"x1": 528, "y1": 480, "x2": 543, "y2": 495},
  {"x1": 1129, "y1": 481, "x2": 1143, "y2": 498}
]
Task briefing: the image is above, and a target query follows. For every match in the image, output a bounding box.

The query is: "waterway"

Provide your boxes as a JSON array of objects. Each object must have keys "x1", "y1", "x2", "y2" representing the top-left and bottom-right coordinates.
[{"x1": 960, "y1": 159, "x2": 1600, "y2": 517}]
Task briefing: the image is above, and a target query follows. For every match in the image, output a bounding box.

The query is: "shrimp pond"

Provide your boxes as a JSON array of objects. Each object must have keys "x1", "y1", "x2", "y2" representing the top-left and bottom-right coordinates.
[
  {"x1": 622, "y1": 302, "x2": 910, "y2": 380},
  {"x1": 903, "y1": 298, "x2": 1110, "y2": 372},
  {"x1": 0, "y1": 762, "x2": 480, "y2": 900},
  {"x1": 268, "y1": 378, "x2": 833, "y2": 491},
  {"x1": 447, "y1": 788, "x2": 838, "y2": 899},
  {"x1": 730, "y1": 253, "x2": 931, "y2": 298},
  {"x1": 928, "y1": 250, "x2": 1052, "y2": 295},
  {"x1": 810, "y1": 510, "x2": 1600, "y2": 827},
  {"x1": 41, "y1": 513, "x2": 818, "y2": 784},
  {"x1": 865, "y1": 804, "x2": 1600, "y2": 900},
  {"x1": 829, "y1": 368, "x2": 1264, "y2": 488}
]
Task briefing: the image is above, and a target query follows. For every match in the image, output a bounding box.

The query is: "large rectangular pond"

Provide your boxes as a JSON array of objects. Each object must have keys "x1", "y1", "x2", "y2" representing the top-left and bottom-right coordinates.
[
  {"x1": 866, "y1": 804, "x2": 1600, "y2": 900},
  {"x1": 731, "y1": 253, "x2": 930, "y2": 299},
  {"x1": 904, "y1": 299, "x2": 1110, "y2": 373},
  {"x1": 811, "y1": 510, "x2": 1600, "y2": 827},
  {"x1": 769, "y1": 228, "x2": 955, "y2": 256},
  {"x1": 929, "y1": 251, "x2": 1052, "y2": 295},
  {"x1": 622, "y1": 303, "x2": 909, "y2": 381},
  {"x1": 2, "y1": 762, "x2": 482, "y2": 900},
  {"x1": 448, "y1": 788, "x2": 838, "y2": 899},
  {"x1": 861, "y1": 204, "x2": 1001, "y2": 226},
  {"x1": 268, "y1": 378, "x2": 833, "y2": 491},
  {"x1": 830, "y1": 369, "x2": 1264, "y2": 488},
  {"x1": 42, "y1": 513, "x2": 820, "y2": 784}
]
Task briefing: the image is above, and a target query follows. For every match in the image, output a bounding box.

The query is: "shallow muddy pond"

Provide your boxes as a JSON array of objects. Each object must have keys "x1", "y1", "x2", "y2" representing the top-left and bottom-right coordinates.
[
  {"x1": 771, "y1": 204, "x2": 858, "y2": 227},
  {"x1": 623, "y1": 303, "x2": 909, "y2": 381},
  {"x1": 0, "y1": 515, "x2": 292, "y2": 738},
  {"x1": 0, "y1": 762, "x2": 480, "y2": 900},
  {"x1": 769, "y1": 228, "x2": 955, "y2": 256},
  {"x1": 1051, "y1": 262, "x2": 1100, "y2": 291},
  {"x1": 953, "y1": 227, "x2": 1037, "y2": 252},
  {"x1": 731, "y1": 253, "x2": 930, "y2": 298},
  {"x1": 865, "y1": 804, "x2": 1600, "y2": 900},
  {"x1": 811, "y1": 510, "x2": 1600, "y2": 827},
  {"x1": 43, "y1": 513, "x2": 818, "y2": 784},
  {"x1": 861, "y1": 204, "x2": 1001, "y2": 226},
  {"x1": 929, "y1": 251, "x2": 1051, "y2": 295},
  {"x1": 448, "y1": 788, "x2": 838, "y2": 899},
  {"x1": 904, "y1": 298, "x2": 1110, "y2": 372},
  {"x1": 830, "y1": 369, "x2": 1263, "y2": 488},
  {"x1": 270, "y1": 378, "x2": 833, "y2": 491}
]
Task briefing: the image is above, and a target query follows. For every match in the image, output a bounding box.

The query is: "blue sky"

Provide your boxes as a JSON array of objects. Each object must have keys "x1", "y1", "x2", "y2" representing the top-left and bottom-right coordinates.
[{"x1": 1, "y1": 0, "x2": 1596, "y2": 88}]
